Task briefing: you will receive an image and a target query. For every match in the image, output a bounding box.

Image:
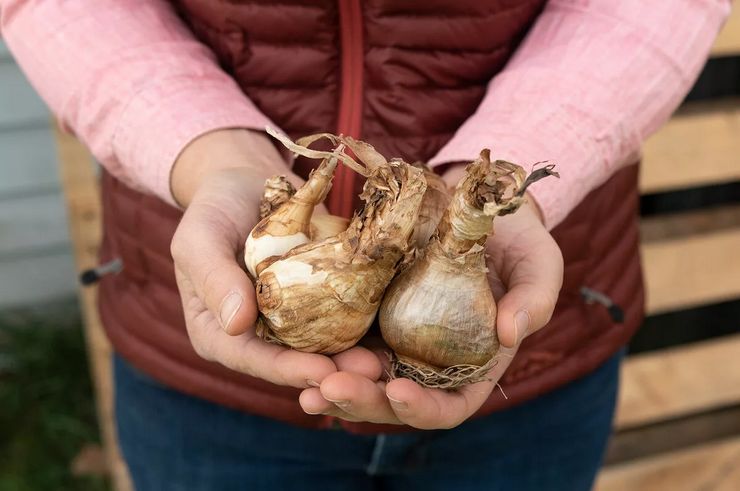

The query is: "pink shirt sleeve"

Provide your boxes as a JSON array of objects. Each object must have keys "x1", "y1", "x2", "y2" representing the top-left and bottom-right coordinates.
[
  {"x1": 429, "y1": 0, "x2": 731, "y2": 229},
  {"x1": 0, "y1": 0, "x2": 273, "y2": 206}
]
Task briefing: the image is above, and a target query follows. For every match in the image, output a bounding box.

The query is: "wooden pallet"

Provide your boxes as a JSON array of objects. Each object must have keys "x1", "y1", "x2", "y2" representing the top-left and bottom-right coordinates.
[
  {"x1": 596, "y1": 436, "x2": 740, "y2": 491},
  {"x1": 54, "y1": 125, "x2": 133, "y2": 491},
  {"x1": 598, "y1": 8, "x2": 740, "y2": 489}
]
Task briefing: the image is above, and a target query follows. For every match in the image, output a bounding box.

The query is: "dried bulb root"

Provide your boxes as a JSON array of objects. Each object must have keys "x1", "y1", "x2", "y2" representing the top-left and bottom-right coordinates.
[{"x1": 389, "y1": 353, "x2": 497, "y2": 389}]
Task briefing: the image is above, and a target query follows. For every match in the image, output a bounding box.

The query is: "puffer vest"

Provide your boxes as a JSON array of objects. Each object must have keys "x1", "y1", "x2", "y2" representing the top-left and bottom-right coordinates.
[{"x1": 99, "y1": 0, "x2": 644, "y2": 433}]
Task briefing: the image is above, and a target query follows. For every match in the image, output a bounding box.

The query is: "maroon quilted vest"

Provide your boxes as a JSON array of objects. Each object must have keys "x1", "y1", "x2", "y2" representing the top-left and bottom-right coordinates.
[{"x1": 99, "y1": 0, "x2": 644, "y2": 433}]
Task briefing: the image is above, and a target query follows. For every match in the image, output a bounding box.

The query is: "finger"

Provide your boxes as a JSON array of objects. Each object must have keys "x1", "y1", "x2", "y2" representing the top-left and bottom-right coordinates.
[
  {"x1": 319, "y1": 372, "x2": 401, "y2": 425},
  {"x1": 332, "y1": 346, "x2": 384, "y2": 381},
  {"x1": 385, "y1": 377, "x2": 495, "y2": 430},
  {"x1": 181, "y1": 294, "x2": 336, "y2": 388},
  {"x1": 496, "y1": 241, "x2": 563, "y2": 348},
  {"x1": 172, "y1": 206, "x2": 258, "y2": 336},
  {"x1": 299, "y1": 387, "x2": 335, "y2": 414},
  {"x1": 299, "y1": 388, "x2": 365, "y2": 422},
  {"x1": 214, "y1": 331, "x2": 337, "y2": 388}
]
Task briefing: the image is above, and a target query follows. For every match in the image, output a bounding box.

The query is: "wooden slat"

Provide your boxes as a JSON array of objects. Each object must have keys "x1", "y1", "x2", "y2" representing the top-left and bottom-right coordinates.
[
  {"x1": 0, "y1": 127, "x2": 60, "y2": 195},
  {"x1": 641, "y1": 227, "x2": 740, "y2": 314},
  {"x1": 639, "y1": 100, "x2": 740, "y2": 194},
  {"x1": 0, "y1": 250, "x2": 77, "y2": 308},
  {"x1": 615, "y1": 334, "x2": 740, "y2": 429},
  {"x1": 53, "y1": 125, "x2": 133, "y2": 491},
  {"x1": 640, "y1": 205, "x2": 740, "y2": 243},
  {"x1": 0, "y1": 193, "x2": 71, "y2": 256},
  {"x1": 607, "y1": 404, "x2": 740, "y2": 465},
  {"x1": 596, "y1": 436, "x2": 740, "y2": 491},
  {"x1": 712, "y1": 6, "x2": 740, "y2": 57}
]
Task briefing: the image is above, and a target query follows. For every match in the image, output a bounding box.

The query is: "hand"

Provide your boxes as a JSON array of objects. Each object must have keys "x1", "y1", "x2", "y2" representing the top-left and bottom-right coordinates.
[
  {"x1": 298, "y1": 168, "x2": 563, "y2": 428},
  {"x1": 169, "y1": 129, "x2": 381, "y2": 389}
]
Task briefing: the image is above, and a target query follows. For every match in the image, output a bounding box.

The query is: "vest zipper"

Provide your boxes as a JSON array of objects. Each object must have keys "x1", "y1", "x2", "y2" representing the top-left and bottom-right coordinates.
[
  {"x1": 330, "y1": 0, "x2": 364, "y2": 218},
  {"x1": 580, "y1": 286, "x2": 625, "y2": 323},
  {"x1": 320, "y1": 0, "x2": 364, "y2": 432}
]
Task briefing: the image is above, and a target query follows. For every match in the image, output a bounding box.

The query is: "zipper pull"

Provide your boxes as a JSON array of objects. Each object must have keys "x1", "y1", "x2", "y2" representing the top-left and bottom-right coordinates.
[
  {"x1": 580, "y1": 286, "x2": 624, "y2": 323},
  {"x1": 79, "y1": 258, "x2": 123, "y2": 286}
]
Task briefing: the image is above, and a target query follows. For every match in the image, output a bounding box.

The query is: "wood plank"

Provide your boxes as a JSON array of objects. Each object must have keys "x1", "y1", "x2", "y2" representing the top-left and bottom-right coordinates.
[
  {"x1": 0, "y1": 126, "x2": 60, "y2": 195},
  {"x1": 615, "y1": 334, "x2": 740, "y2": 429},
  {"x1": 641, "y1": 227, "x2": 740, "y2": 314},
  {"x1": 640, "y1": 100, "x2": 740, "y2": 194},
  {"x1": 0, "y1": 62, "x2": 50, "y2": 128},
  {"x1": 640, "y1": 205, "x2": 740, "y2": 243},
  {"x1": 712, "y1": 6, "x2": 740, "y2": 57},
  {"x1": 53, "y1": 125, "x2": 133, "y2": 491},
  {"x1": 596, "y1": 436, "x2": 740, "y2": 491},
  {"x1": 0, "y1": 193, "x2": 71, "y2": 256},
  {"x1": 0, "y1": 250, "x2": 77, "y2": 308},
  {"x1": 607, "y1": 404, "x2": 740, "y2": 464}
]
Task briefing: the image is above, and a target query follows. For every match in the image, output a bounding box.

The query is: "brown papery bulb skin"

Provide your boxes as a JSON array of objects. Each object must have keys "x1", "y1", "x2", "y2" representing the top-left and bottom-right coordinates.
[
  {"x1": 379, "y1": 240, "x2": 497, "y2": 367},
  {"x1": 256, "y1": 161, "x2": 427, "y2": 354},
  {"x1": 410, "y1": 162, "x2": 452, "y2": 248}
]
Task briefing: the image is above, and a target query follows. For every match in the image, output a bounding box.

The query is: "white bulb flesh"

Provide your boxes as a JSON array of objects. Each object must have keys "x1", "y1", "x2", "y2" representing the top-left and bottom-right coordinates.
[
  {"x1": 260, "y1": 257, "x2": 329, "y2": 288},
  {"x1": 244, "y1": 232, "x2": 309, "y2": 277}
]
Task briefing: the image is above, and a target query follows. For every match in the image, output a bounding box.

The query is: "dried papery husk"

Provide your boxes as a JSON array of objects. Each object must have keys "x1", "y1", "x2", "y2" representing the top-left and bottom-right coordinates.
[
  {"x1": 310, "y1": 214, "x2": 349, "y2": 240},
  {"x1": 258, "y1": 175, "x2": 348, "y2": 239},
  {"x1": 255, "y1": 160, "x2": 427, "y2": 354},
  {"x1": 379, "y1": 150, "x2": 558, "y2": 389},
  {"x1": 410, "y1": 162, "x2": 452, "y2": 248},
  {"x1": 290, "y1": 130, "x2": 451, "y2": 248},
  {"x1": 244, "y1": 153, "x2": 339, "y2": 277},
  {"x1": 259, "y1": 175, "x2": 296, "y2": 219}
]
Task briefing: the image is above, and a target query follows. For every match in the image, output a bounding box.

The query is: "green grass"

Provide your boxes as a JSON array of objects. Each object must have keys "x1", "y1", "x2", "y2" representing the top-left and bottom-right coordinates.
[{"x1": 0, "y1": 300, "x2": 110, "y2": 491}]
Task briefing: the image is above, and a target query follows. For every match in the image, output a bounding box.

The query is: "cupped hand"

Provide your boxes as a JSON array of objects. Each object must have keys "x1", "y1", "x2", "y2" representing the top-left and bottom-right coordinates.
[
  {"x1": 299, "y1": 169, "x2": 563, "y2": 428},
  {"x1": 169, "y1": 129, "x2": 380, "y2": 389}
]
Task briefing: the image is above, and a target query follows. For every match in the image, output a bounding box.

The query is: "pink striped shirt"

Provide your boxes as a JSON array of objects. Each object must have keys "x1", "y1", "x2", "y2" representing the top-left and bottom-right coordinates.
[{"x1": 0, "y1": 0, "x2": 730, "y2": 228}]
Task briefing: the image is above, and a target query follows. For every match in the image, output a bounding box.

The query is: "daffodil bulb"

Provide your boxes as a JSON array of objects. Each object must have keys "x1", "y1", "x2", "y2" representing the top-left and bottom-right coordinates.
[
  {"x1": 254, "y1": 154, "x2": 427, "y2": 354},
  {"x1": 379, "y1": 150, "x2": 558, "y2": 388}
]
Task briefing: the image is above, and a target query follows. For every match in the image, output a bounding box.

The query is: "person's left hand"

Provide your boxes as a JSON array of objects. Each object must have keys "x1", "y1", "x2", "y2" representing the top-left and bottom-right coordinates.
[{"x1": 298, "y1": 169, "x2": 563, "y2": 428}]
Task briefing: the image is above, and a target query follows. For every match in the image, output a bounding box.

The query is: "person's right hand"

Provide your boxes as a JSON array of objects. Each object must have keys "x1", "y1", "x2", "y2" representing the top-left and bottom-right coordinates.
[{"x1": 169, "y1": 129, "x2": 382, "y2": 389}]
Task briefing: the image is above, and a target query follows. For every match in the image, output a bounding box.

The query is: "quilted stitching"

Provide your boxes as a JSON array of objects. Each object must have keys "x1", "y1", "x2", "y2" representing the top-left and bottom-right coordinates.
[{"x1": 97, "y1": 1, "x2": 643, "y2": 430}]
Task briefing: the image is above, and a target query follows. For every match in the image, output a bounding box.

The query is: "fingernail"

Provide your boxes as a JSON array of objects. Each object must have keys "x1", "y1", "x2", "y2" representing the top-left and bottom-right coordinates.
[
  {"x1": 306, "y1": 379, "x2": 320, "y2": 388},
  {"x1": 304, "y1": 409, "x2": 325, "y2": 415},
  {"x1": 514, "y1": 310, "x2": 530, "y2": 344},
  {"x1": 219, "y1": 292, "x2": 243, "y2": 331},
  {"x1": 387, "y1": 395, "x2": 408, "y2": 410},
  {"x1": 326, "y1": 398, "x2": 351, "y2": 409}
]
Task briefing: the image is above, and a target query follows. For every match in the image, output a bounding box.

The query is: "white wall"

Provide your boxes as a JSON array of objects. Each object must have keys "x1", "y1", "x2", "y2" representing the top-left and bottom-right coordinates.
[{"x1": 0, "y1": 40, "x2": 77, "y2": 307}]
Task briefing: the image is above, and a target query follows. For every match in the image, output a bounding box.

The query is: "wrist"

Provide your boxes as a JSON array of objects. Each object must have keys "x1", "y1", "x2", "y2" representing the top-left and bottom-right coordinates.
[{"x1": 170, "y1": 128, "x2": 287, "y2": 207}]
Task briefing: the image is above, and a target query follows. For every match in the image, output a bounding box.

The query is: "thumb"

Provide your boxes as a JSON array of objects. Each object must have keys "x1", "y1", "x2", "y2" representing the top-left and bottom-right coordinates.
[
  {"x1": 495, "y1": 247, "x2": 563, "y2": 349},
  {"x1": 197, "y1": 255, "x2": 258, "y2": 336},
  {"x1": 171, "y1": 206, "x2": 259, "y2": 336}
]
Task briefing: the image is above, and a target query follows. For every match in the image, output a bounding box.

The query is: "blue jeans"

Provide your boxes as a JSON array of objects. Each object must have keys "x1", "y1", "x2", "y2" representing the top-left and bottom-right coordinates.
[{"x1": 115, "y1": 352, "x2": 621, "y2": 491}]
